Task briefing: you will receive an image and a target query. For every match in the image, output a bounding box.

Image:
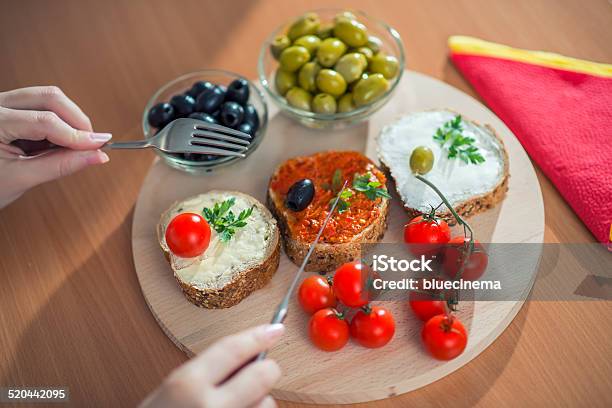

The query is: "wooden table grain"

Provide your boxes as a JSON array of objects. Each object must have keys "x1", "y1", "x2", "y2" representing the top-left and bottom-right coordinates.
[{"x1": 0, "y1": 1, "x2": 610, "y2": 407}]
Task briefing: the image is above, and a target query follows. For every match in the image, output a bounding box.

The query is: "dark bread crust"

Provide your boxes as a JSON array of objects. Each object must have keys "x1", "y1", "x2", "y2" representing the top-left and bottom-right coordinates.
[
  {"x1": 171, "y1": 238, "x2": 280, "y2": 308},
  {"x1": 380, "y1": 116, "x2": 510, "y2": 224}
]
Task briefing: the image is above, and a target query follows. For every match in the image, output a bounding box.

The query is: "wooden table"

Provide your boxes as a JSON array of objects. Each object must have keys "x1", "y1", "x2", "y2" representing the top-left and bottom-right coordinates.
[{"x1": 0, "y1": 1, "x2": 610, "y2": 407}]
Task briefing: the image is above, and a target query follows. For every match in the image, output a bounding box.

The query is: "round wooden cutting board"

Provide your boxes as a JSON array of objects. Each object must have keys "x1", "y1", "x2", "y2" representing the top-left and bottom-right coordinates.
[{"x1": 132, "y1": 71, "x2": 544, "y2": 404}]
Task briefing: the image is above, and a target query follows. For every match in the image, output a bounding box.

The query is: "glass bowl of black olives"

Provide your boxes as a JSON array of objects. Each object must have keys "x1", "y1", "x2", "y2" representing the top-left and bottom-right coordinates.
[
  {"x1": 143, "y1": 70, "x2": 268, "y2": 173},
  {"x1": 258, "y1": 9, "x2": 404, "y2": 129}
]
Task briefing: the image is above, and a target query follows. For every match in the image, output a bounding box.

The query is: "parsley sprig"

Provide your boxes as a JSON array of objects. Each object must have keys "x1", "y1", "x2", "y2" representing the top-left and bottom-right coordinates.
[
  {"x1": 327, "y1": 171, "x2": 391, "y2": 213},
  {"x1": 353, "y1": 172, "x2": 392, "y2": 200},
  {"x1": 433, "y1": 115, "x2": 485, "y2": 165},
  {"x1": 202, "y1": 197, "x2": 253, "y2": 242}
]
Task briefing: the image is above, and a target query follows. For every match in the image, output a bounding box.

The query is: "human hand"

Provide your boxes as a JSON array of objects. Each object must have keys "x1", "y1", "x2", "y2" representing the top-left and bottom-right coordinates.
[
  {"x1": 0, "y1": 86, "x2": 111, "y2": 208},
  {"x1": 140, "y1": 324, "x2": 284, "y2": 408}
]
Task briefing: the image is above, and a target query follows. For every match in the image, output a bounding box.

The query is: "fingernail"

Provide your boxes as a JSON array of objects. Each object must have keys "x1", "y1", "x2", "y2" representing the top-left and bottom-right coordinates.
[
  {"x1": 83, "y1": 150, "x2": 109, "y2": 165},
  {"x1": 89, "y1": 132, "x2": 112, "y2": 143},
  {"x1": 263, "y1": 323, "x2": 285, "y2": 340}
]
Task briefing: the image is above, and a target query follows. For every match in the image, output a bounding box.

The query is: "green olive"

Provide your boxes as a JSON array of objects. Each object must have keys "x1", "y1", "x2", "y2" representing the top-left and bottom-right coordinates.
[
  {"x1": 334, "y1": 53, "x2": 367, "y2": 83},
  {"x1": 270, "y1": 35, "x2": 291, "y2": 60},
  {"x1": 337, "y1": 93, "x2": 355, "y2": 113},
  {"x1": 369, "y1": 53, "x2": 399, "y2": 79},
  {"x1": 410, "y1": 146, "x2": 434, "y2": 175},
  {"x1": 354, "y1": 46, "x2": 374, "y2": 62},
  {"x1": 298, "y1": 61, "x2": 321, "y2": 93},
  {"x1": 366, "y1": 35, "x2": 383, "y2": 54},
  {"x1": 352, "y1": 73, "x2": 389, "y2": 106},
  {"x1": 315, "y1": 69, "x2": 347, "y2": 98},
  {"x1": 287, "y1": 12, "x2": 320, "y2": 41},
  {"x1": 333, "y1": 11, "x2": 357, "y2": 24},
  {"x1": 279, "y1": 46, "x2": 310, "y2": 72},
  {"x1": 285, "y1": 87, "x2": 312, "y2": 111},
  {"x1": 333, "y1": 18, "x2": 368, "y2": 47},
  {"x1": 312, "y1": 93, "x2": 337, "y2": 114},
  {"x1": 316, "y1": 22, "x2": 334, "y2": 39},
  {"x1": 275, "y1": 69, "x2": 297, "y2": 96},
  {"x1": 316, "y1": 38, "x2": 347, "y2": 67},
  {"x1": 294, "y1": 35, "x2": 321, "y2": 56}
]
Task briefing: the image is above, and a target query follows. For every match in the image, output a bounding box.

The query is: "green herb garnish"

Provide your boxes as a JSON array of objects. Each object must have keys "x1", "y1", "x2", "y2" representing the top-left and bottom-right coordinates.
[
  {"x1": 329, "y1": 188, "x2": 353, "y2": 213},
  {"x1": 202, "y1": 197, "x2": 253, "y2": 242},
  {"x1": 353, "y1": 172, "x2": 391, "y2": 200},
  {"x1": 433, "y1": 115, "x2": 485, "y2": 165},
  {"x1": 331, "y1": 169, "x2": 343, "y2": 192}
]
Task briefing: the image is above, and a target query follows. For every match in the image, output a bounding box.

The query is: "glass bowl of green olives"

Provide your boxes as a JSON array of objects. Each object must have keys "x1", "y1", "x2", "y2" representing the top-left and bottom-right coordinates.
[
  {"x1": 258, "y1": 9, "x2": 404, "y2": 129},
  {"x1": 142, "y1": 70, "x2": 268, "y2": 174}
]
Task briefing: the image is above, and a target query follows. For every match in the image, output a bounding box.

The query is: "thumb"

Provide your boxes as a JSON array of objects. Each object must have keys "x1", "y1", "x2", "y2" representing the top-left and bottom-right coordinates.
[{"x1": 16, "y1": 149, "x2": 109, "y2": 188}]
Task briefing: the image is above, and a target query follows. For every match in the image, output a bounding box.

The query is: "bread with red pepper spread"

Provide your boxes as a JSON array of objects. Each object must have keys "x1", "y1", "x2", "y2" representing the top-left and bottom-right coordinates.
[{"x1": 267, "y1": 151, "x2": 390, "y2": 273}]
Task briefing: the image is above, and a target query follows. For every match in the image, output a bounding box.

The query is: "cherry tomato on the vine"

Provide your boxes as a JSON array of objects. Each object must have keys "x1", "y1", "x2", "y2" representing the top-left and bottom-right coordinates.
[
  {"x1": 298, "y1": 275, "x2": 336, "y2": 314},
  {"x1": 165, "y1": 213, "x2": 211, "y2": 258},
  {"x1": 442, "y1": 237, "x2": 488, "y2": 281},
  {"x1": 309, "y1": 308, "x2": 349, "y2": 352},
  {"x1": 404, "y1": 215, "x2": 451, "y2": 256},
  {"x1": 421, "y1": 314, "x2": 467, "y2": 360},
  {"x1": 408, "y1": 290, "x2": 446, "y2": 322},
  {"x1": 333, "y1": 261, "x2": 372, "y2": 308},
  {"x1": 350, "y1": 305, "x2": 395, "y2": 348}
]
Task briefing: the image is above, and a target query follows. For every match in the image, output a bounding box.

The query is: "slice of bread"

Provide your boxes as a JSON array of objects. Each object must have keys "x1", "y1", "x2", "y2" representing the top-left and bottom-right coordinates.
[
  {"x1": 157, "y1": 190, "x2": 280, "y2": 309},
  {"x1": 267, "y1": 151, "x2": 390, "y2": 273},
  {"x1": 377, "y1": 110, "x2": 509, "y2": 223}
]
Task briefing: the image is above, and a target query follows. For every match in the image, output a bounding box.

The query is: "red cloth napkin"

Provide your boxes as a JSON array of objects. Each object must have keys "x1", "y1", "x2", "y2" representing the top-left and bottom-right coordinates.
[{"x1": 449, "y1": 36, "x2": 612, "y2": 243}]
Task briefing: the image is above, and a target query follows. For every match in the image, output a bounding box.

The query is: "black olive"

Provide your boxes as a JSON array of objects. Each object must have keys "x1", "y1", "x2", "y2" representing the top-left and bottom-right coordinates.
[
  {"x1": 186, "y1": 80, "x2": 214, "y2": 99},
  {"x1": 147, "y1": 102, "x2": 175, "y2": 128},
  {"x1": 188, "y1": 111, "x2": 217, "y2": 124},
  {"x1": 226, "y1": 78, "x2": 250, "y2": 105},
  {"x1": 220, "y1": 101, "x2": 245, "y2": 128},
  {"x1": 285, "y1": 179, "x2": 315, "y2": 212},
  {"x1": 195, "y1": 87, "x2": 225, "y2": 113},
  {"x1": 237, "y1": 122, "x2": 255, "y2": 139},
  {"x1": 242, "y1": 104, "x2": 260, "y2": 131},
  {"x1": 170, "y1": 94, "x2": 196, "y2": 117}
]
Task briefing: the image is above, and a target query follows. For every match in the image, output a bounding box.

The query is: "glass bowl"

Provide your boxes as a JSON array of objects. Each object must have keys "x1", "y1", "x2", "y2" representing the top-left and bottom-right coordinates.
[
  {"x1": 258, "y1": 9, "x2": 404, "y2": 129},
  {"x1": 142, "y1": 70, "x2": 268, "y2": 173}
]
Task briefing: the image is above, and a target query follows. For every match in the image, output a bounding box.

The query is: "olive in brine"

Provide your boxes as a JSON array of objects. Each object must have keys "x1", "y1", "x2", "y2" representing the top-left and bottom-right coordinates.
[
  {"x1": 312, "y1": 93, "x2": 337, "y2": 114},
  {"x1": 352, "y1": 73, "x2": 389, "y2": 107},
  {"x1": 316, "y1": 38, "x2": 347, "y2": 67},
  {"x1": 287, "y1": 12, "x2": 320, "y2": 40},
  {"x1": 333, "y1": 18, "x2": 368, "y2": 47},
  {"x1": 279, "y1": 46, "x2": 310, "y2": 72},
  {"x1": 366, "y1": 36, "x2": 383, "y2": 54},
  {"x1": 275, "y1": 69, "x2": 297, "y2": 96},
  {"x1": 334, "y1": 52, "x2": 367, "y2": 83},
  {"x1": 285, "y1": 87, "x2": 312, "y2": 111},
  {"x1": 369, "y1": 53, "x2": 400, "y2": 79},
  {"x1": 316, "y1": 69, "x2": 346, "y2": 98},
  {"x1": 298, "y1": 61, "x2": 321, "y2": 93},
  {"x1": 285, "y1": 179, "x2": 315, "y2": 211},
  {"x1": 270, "y1": 35, "x2": 291, "y2": 59},
  {"x1": 317, "y1": 22, "x2": 334, "y2": 39},
  {"x1": 337, "y1": 93, "x2": 355, "y2": 113},
  {"x1": 294, "y1": 35, "x2": 322, "y2": 55}
]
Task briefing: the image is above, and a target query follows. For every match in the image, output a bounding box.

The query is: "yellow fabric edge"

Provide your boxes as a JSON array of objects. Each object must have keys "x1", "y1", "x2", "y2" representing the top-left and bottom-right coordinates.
[{"x1": 449, "y1": 35, "x2": 612, "y2": 78}]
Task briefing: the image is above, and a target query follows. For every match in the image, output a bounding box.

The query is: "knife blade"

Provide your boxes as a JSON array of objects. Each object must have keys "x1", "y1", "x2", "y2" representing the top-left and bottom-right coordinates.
[{"x1": 256, "y1": 180, "x2": 348, "y2": 361}]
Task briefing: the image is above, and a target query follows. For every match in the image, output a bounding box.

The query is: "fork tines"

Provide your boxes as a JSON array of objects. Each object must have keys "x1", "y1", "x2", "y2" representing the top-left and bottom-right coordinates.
[{"x1": 191, "y1": 122, "x2": 251, "y2": 154}]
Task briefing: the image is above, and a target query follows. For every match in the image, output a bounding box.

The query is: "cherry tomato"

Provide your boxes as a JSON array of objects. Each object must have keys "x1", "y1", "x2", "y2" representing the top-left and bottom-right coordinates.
[
  {"x1": 408, "y1": 290, "x2": 446, "y2": 322},
  {"x1": 442, "y1": 237, "x2": 488, "y2": 281},
  {"x1": 333, "y1": 261, "x2": 371, "y2": 308},
  {"x1": 309, "y1": 308, "x2": 349, "y2": 352},
  {"x1": 350, "y1": 305, "x2": 395, "y2": 348},
  {"x1": 165, "y1": 213, "x2": 211, "y2": 258},
  {"x1": 404, "y1": 215, "x2": 451, "y2": 256},
  {"x1": 298, "y1": 275, "x2": 336, "y2": 314},
  {"x1": 422, "y1": 314, "x2": 467, "y2": 360}
]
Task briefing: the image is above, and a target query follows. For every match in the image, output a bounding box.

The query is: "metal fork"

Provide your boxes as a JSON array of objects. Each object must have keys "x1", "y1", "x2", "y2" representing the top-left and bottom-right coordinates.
[{"x1": 105, "y1": 118, "x2": 251, "y2": 157}]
